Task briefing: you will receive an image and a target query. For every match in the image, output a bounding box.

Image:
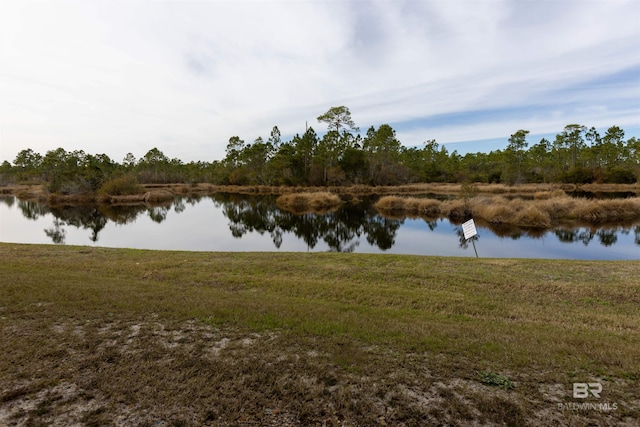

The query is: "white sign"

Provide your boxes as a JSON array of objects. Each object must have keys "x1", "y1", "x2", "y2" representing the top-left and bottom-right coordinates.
[{"x1": 462, "y1": 219, "x2": 477, "y2": 240}]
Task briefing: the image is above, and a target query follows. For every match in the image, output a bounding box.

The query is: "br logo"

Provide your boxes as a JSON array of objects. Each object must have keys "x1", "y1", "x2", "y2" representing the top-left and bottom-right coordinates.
[{"x1": 573, "y1": 382, "x2": 602, "y2": 399}]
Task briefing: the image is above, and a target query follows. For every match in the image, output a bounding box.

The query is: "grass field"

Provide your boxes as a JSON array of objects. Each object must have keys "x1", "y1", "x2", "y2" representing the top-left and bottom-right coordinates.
[{"x1": 0, "y1": 243, "x2": 638, "y2": 426}]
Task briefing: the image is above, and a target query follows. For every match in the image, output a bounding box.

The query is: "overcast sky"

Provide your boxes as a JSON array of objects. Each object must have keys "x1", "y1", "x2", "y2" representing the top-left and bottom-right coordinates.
[{"x1": 1, "y1": 0, "x2": 639, "y2": 164}]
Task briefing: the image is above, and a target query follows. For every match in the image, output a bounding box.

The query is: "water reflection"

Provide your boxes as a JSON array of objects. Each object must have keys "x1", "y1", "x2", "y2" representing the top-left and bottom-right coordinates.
[
  {"x1": 22, "y1": 203, "x2": 109, "y2": 244},
  {"x1": 216, "y1": 193, "x2": 402, "y2": 252},
  {"x1": 0, "y1": 196, "x2": 15, "y2": 208},
  {"x1": 554, "y1": 227, "x2": 637, "y2": 247},
  {"x1": 18, "y1": 199, "x2": 50, "y2": 220},
  {"x1": 454, "y1": 225, "x2": 479, "y2": 251},
  {"x1": 1, "y1": 195, "x2": 638, "y2": 258}
]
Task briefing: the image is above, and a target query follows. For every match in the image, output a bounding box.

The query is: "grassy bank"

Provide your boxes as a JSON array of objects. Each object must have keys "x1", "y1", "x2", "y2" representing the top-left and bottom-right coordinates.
[{"x1": 1, "y1": 244, "x2": 638, "y2": 426}]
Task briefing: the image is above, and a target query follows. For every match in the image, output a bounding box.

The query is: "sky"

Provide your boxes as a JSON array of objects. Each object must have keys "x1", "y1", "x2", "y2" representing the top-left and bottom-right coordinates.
[{"x1": 1, "y1": 0, "x2": 639, "y2": 164}]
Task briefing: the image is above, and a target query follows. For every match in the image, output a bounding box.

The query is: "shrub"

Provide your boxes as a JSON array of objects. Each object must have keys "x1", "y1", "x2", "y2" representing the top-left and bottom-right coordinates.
[
  {"x1": 460, "y1": 182, "x2": 479, "y2": 200},
  {"x1": 478, "y1": 371, "x2": 514, "y2": 390},
  {"x1": 604, "y1": 168, "x2": 637, "y2": 184},
  {"x1": 487, "y1": 171, "x2": 501, "y2": 184},
  {"x1": 561, "y1": 168, "x2": 595, "y2": 184},
  {"x1": 98, "y1": 175, "x2": 144, "y2": 196},
  {"x1": 526, "y1": 171, "x2": 544, "y2": 183}
]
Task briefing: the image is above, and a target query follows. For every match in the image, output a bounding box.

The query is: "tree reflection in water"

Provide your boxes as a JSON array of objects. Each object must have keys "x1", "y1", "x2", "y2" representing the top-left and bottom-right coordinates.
[
  {"x1": 45, "y1": 205, "x2": 109, "y2": 243},
  {"x1": 44, "y1": 217, "x2": 66, "y2": 244},
  {"x1": 216, "y1": 193, "x2": 402, "y2": 252},
  {"x1": 4, "y1": 194, "x2": 638, "y2": 252},
  {"x1": 19, "y1": 199, "x2": 50, "y2": 220},
  {"x1": 0, "y1": 196, "x2": 15, "y2": 208},
  {"x1": 555, "y1": 227, "x2": 625, "y2": 247}
]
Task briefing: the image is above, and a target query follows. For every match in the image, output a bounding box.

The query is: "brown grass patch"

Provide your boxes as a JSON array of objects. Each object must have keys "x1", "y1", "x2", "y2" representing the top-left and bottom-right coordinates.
[
  {"x1": 212, "y1": 183, "x2": 579, "y2": 197},
  {"x1": 143, "y1": 189, "x2": 175, "y2": 203},
  {"x1": 513, "y1": 206, "x2": 552, "y2": 228},
  {"x1": 415, "y1": 198, "x2": 441, "y2": 216},
  {"x1": 10, "y1": 184, "x2": 47, "y2": 201},
  {"x1": 472, "y1": 199, "x2": 516, "y2": 225},
  {"x1": 441, "y1": 198, "x2": 472, "y2": 222},
  {"x1": 376, "y1": 194, "x2": 640, "y2": 228},
  {"x1": 581, "y1": 182, "x2": 640, "y2": 194},
  {"x1": 534, "y1": 189, "x2": 567, "y2": 199},
  {"x1": 276, "y1": 192, "x2": 342, "y2": 214},
  {"x1": 374, "y1": 195, "x2": 412, "y2": 211},
  {"x1": 537, "y1": 196, "x2": 577, "y2": 219},
  {"x1": 573, "y1": 198, "x2": 640, "y2": 224}
]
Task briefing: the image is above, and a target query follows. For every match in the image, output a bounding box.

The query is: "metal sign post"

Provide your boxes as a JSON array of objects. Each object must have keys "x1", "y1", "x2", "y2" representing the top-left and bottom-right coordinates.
[{"x1": 462, "y1": 218, "x2": 479, "y2": 258}]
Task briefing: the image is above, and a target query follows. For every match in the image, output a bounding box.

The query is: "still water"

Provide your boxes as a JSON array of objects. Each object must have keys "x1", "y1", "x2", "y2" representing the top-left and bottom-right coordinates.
[{"x1": 0, "y1": 194, "x2": 638, "y2": 260}]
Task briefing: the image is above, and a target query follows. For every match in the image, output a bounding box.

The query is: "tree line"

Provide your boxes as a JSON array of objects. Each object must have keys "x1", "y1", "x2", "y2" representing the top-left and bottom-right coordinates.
[{"x1": 1, "y1": 106, "x2": 638, "y2": 194}]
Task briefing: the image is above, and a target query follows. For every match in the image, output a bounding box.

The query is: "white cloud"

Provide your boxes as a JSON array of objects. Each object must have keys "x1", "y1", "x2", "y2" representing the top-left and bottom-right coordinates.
[{"x1": 1, "y1": 0, "x2": 638, "y2": 163}]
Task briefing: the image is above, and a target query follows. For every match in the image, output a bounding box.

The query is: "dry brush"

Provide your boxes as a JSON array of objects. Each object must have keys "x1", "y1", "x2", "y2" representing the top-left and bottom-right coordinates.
[{"x1": 375, "y1": 193, "x2": 640, "y2": 228}]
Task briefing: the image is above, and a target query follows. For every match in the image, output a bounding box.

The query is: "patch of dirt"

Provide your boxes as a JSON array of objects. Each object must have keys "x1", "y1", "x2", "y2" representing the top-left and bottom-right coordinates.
[{"x1": 1, "y1": 317, "x2": 638, "y2": 426}]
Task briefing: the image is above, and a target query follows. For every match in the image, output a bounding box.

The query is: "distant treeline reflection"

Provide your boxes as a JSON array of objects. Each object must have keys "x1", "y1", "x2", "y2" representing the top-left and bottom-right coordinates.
[
  {"x1": 219, "y1": 193, "x2": 400, "y2": 252},
  {"x1": 4, "y1": 195, "x2": 639, "y2": 250}
]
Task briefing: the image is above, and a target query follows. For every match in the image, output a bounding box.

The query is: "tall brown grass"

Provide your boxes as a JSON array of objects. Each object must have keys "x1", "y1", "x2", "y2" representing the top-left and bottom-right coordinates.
[
  {"x1": 375, "y1": 194, "x2": 640, "y2": 228},
  {"x1": 514, "y1": 206, "x2": 552, "y2": 228},
  {"x1": 98, "y1": 175, "x2": 144, "y2": 196},
  {"x1": 212, "y1": 183, "x2": 576, "y2": 196},
  {"x1": 440, "y1": 198, "x2": 472, "y2": 221},
  {"x1": 276, "y1": 192, "x2": 342, "y2": 213},
  {"x1": 471, "y1": 196, "x2": 517, "y2": 224},
  {"x1": 533, "y1": 189, "x2": 567, "y2": 199},
  {"x1": 143, "y1": 189, "x2": 175, "y2": 203},
  {"x1": 572, "y1": 198, "x2": 640, "y2": 224},
  {"x1": 371, "y1": 195, "x2": 409, "y2": 211}
]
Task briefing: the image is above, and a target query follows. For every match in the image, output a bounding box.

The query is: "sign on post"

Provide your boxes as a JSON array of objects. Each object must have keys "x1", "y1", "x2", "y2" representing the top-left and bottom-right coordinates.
[
  {"x1": 461, "y1": 218, "x2": 479, "y2": 257},
  {"x1": 462, "y1": 219, "x2": 477, "y2": 240}
]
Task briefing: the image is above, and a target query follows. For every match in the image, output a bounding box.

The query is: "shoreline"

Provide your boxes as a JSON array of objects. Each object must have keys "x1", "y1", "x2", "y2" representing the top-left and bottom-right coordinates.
[
  {"x1": 2, "y1": 182, "x2": 639, "y2": 203},
  {"x1": 2, "y1": 183, "x2": 639, "y2": 230}
]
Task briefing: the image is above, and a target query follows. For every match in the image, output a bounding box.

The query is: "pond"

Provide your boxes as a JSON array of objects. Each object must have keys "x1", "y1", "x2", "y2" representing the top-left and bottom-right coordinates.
[{"x1": 1, "y1": 194, "x2": 638, "y2": 260}]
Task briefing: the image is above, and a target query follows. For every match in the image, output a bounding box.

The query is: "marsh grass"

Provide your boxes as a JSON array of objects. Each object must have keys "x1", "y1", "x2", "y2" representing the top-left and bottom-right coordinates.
[
  {"x1": 5, "y1": 182, "x2": 639, "y2": 210},
  {"x1": 376, "y1": 194, "x2": 640, "y2": 228},
  {"x1": 1, "y1": 244, "x2": 638, "y2": 425},
  {"x1": 142, "y1": 189, "x2": 176, "y2": 203},
  {"x1": 276, "y1": 192, "x2": 342, "y2": 213},
  {"x1": 98, "y1": 175, "x2": 145, "y2": 197},
  {"x1": 534, "y1": 189, "x2": 568, "y2": 199}
]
